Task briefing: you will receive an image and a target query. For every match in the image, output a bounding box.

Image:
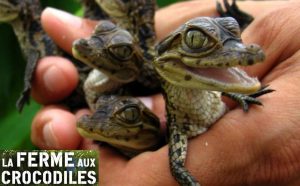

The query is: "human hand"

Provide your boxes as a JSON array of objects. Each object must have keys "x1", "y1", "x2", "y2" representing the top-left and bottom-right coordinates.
[{"x1": 31, "y1": 1, "x2": 300, "y2": 185}]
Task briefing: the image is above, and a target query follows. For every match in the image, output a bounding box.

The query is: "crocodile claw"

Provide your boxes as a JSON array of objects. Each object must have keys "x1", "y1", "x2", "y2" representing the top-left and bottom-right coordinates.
[
  {"x1": 216, "y1": 0, "x2": 254, "y2": 30},
  {"x1": 248, "y1": 85, "x2": 275, "y2": 98},
  {"x1": 222, "y1": 85, "x2": 275, "y2": 112}
]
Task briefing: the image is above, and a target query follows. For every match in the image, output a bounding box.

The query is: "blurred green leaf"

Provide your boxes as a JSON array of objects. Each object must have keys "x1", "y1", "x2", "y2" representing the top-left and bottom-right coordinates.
[
  {"x1": 0, "y1": 24, "x2": 25, "y2": 117},
  {"x1": 0, "y1": 102, "x2": 40, "y2": 149},
  {"x1": 157, "y1": 0, "x2": 181, "y2": 7},
  {"x1": 40, "y1": 0, "x2": 81, "y2": 13}
]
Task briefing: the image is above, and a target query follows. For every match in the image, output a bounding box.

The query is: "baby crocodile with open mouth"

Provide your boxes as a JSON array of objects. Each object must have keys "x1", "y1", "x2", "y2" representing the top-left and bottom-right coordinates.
[{"x1": 154, "y1": 17, "x2": 272, "y2": 185}]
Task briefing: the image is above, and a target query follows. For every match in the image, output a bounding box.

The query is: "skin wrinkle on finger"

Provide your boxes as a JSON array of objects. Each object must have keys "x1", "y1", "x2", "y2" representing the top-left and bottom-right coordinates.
[
  {"x1": 266, "y1": 4, "x2": 300, "y2": 63},
  {"x1": 264, "y1": 49, "x2": 300, "y2": 86},
  {"x1": 241, "y1": 2, "x2": 300, "y2": 82}
]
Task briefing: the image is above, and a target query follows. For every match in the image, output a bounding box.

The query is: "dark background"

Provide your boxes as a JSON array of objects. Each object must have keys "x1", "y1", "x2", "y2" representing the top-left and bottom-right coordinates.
[{"x1": 0, "y1": 0, "x2": 181, "y2": 149}]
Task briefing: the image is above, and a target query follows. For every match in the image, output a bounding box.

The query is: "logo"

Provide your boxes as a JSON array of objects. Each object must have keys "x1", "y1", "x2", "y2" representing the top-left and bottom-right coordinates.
[{"x1": 0, "y1": 150, "x2": 98, "y2": 185}]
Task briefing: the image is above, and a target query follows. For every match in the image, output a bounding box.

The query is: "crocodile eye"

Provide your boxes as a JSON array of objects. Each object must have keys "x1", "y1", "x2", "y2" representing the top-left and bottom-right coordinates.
[
  {"x1": 109, "y1": 45, "x2": 133, "y2": 61},
  {"x1": 119, "y1": 106, "x2": 140, "y2": 123},
  {"x1": 185, "y1": 29, "x2": 208, "y2": 49}
]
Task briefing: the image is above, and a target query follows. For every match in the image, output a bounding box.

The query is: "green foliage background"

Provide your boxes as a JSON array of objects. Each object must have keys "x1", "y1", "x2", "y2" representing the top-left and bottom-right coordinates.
[{"x1": 0, "y1": 0, "x2": 180, "y2": 149}]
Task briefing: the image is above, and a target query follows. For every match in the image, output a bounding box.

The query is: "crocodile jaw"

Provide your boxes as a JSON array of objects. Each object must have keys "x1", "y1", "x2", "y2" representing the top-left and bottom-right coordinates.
[
  {"x1": 77, "y1": 127, "x2": 159, "y2": 151},
  {"x1": 154, "y1": 60, "x2": 261, "y2": 94},
  {"x1": 154, "y1": 42, "x2": 265, "y2": 94}
]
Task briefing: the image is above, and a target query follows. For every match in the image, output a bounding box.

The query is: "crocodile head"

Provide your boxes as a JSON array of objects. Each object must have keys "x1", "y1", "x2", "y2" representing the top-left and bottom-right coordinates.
[
  {"x1": 154, "y1": 17, "x2": 264, "y2": 94},
  {"x1": 0, "y1": 0, "x2": 19, "y2": 22},
  {"x1": 77, "y1": 95, "x2": 161, "y2": 156},
  {"x1": 72, "y1": 20, "x2": 144, "y2": 83}
]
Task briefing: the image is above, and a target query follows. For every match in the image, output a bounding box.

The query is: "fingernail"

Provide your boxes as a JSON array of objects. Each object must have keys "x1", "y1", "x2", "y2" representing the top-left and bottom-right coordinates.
[
  {"x1": 45, "y1": 7, "x2": 82, "y2": 28},
  {"x1": 43, "y1": 65, "x2": 67, "y2": 93},
  {"x1": 43, "y1": 122, "x2": 58, "y2": 148},
  {"x1": 139, "y1": 97, "x2": 153, "y2": 110}
]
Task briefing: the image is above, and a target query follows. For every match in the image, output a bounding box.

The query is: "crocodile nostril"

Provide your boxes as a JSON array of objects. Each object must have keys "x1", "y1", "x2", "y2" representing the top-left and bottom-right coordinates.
[
  {"x1": 247, "y1": 44, "x2": 262, "y2": 53},
  {"x1": 74, "y1": 39, "x2": 89, "y2": 47}
]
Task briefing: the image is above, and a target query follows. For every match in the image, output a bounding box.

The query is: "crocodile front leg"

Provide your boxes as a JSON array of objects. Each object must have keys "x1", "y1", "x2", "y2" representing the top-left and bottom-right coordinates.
[
  {"x1": 222, "y1": 85, "x2": 275, "y2": 112},
  {"x1": 169, "y1": 124, "x2": 200, "y2": 186},
  {"x1": 16, "y1": 48, "x2": 40, "y2": 112}
]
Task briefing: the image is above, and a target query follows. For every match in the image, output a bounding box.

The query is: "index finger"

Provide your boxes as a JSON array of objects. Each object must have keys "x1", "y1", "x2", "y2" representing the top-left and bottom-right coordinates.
[{"x1": 41, "y1": 8, "x2": 97, "y2": 54}]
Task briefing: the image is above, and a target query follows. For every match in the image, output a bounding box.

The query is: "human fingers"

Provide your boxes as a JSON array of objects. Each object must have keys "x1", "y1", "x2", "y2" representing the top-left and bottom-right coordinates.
[
  {"x1": 31, "y1": 56, "x2": 78, "y2": 104},
  {"x1": 41, "y1": 8, "x2": 97, "y2": 54},
  {"x1": 31, "y1": 105, "x2": 87, "y2": 150}
]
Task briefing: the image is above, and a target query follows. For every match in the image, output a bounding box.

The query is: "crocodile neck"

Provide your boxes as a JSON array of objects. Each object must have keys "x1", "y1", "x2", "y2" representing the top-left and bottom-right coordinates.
[{"x1": 162, "y1": 80, "x2": 226, "y2": 137}]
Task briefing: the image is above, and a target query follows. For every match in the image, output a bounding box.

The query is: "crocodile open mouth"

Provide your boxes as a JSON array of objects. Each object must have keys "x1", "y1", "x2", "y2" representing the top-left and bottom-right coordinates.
[
  {"x1": 154, "y1": 58, "x2": 261, "y2": 94},
  {"x1": 187, "y1": 66, "x2": 258, "y2": 86}
]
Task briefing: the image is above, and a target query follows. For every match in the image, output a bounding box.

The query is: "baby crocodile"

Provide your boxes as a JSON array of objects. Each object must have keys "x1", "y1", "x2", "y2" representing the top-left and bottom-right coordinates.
[
  {"x1": 72, "y1": 20, "x2": 145, "y2": 110},
  {"x1": 0, "y1": 0, "x2": 59, "y2": 112},
  {"x1": 77, "y1": 95, "x2": 161, "y2": 157},
  {"x1": 154, "y1": 17, "x2": 269, "y2": 186}
]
